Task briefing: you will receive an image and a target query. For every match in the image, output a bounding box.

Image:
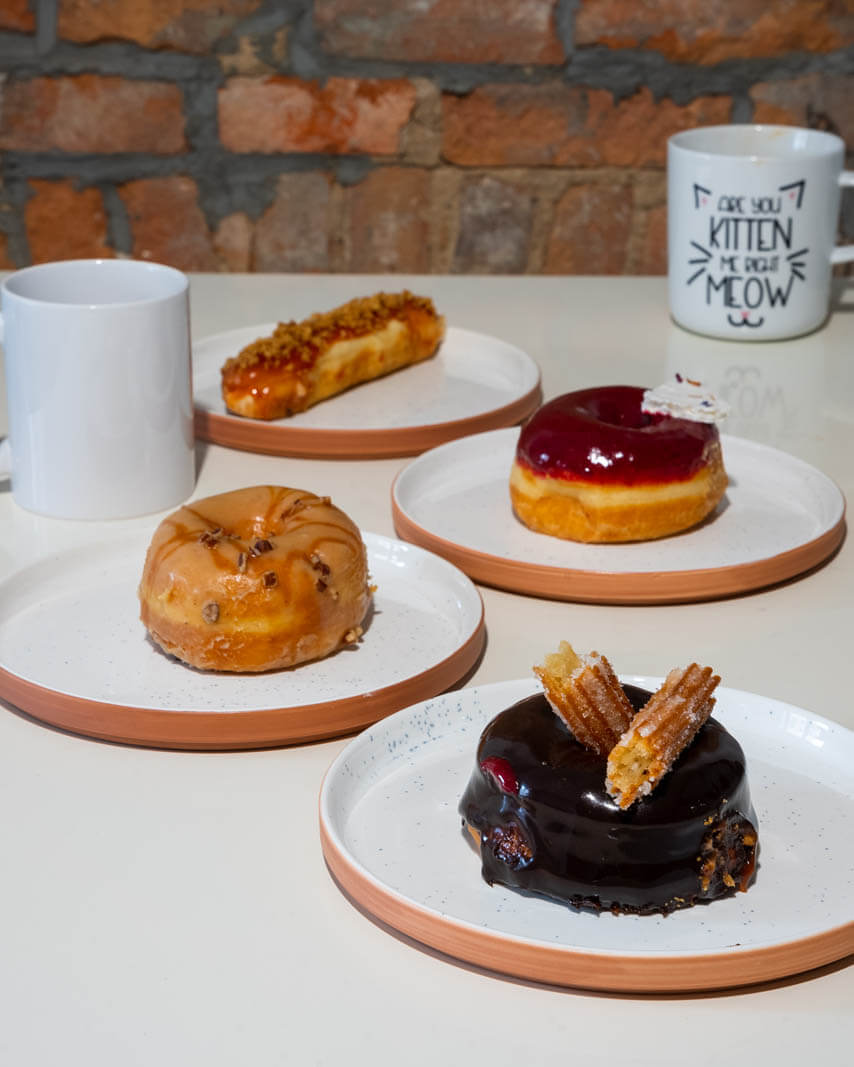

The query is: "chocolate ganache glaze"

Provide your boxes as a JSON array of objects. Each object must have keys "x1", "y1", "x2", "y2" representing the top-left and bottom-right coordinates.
[
  {"x1": 459, "y1": 685, "x2": 758, "y2": 915},
  {"x1": 515, "y1": 385, "x2": 720, "y2": 485}
]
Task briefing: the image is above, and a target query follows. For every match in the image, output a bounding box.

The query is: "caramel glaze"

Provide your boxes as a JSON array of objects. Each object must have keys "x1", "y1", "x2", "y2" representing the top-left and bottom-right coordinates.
[
  {"x1": 139, "y1": 487, "x2": 371, "y2": 672},
  {"x1": 515, "y1": 385, "x2": 721, "y2": 485},
  {"x1": 220, "y1": 292, "x2": 441, "y2": 417},
  {"x1": 460, "y1": 686, "x2": 758, "y2": 915}
]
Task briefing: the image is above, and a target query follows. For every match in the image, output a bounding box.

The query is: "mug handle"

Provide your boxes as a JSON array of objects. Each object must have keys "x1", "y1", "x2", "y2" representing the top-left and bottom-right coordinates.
[
  {"x1": 831, "y1": 170, "x2": 854, "y2": 265},
  {"x1": 0, "y1": 311, "x2": 9, "y2": 478}
]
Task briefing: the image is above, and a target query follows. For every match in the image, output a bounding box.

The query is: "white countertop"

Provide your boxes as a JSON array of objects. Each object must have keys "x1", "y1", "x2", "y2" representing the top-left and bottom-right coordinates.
[{"x1": 0, "y1": 274, "x2": 851, "y2": 1064}]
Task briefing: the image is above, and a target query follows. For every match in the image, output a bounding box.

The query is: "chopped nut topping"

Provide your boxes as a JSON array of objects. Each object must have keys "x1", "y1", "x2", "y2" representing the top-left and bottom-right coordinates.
[
  {"x1": 253, "y1": 538, "x2": 274, "y2": 554},
  {"x1": 263, "y1": 571, "x2": 278, "y2": 588},
  {"x1": 236, "y1": 552, "x2": 247, "y2": 572},
  {"x1": 222, "y1": 292, "x2": 438, "y2": 373},
  {"x1": 343, "y1": 626, "x2": 363, "y2": 644},
  {"x1": 281, "y1": 498, "x2": 308, "y2": 520},
  {"x1": 316, "y1": 578, "x2": 327, "y2": 592},
  {"x1": 202, "y1": 601, "x2": 220, "y2": 623},
  {"x1": 198, "y1": 531, "x2": 219, "y2": 548},
  {"x1": 310, "y1": 552, "x2": 331, "y2": 576}
]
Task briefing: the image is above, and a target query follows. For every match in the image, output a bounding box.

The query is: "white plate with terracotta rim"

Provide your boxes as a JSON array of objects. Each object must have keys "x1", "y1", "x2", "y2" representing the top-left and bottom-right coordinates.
[
  {"x1": 193, "y1": 324, "x2": 541, "y2": 458},
  {"x1": 320, "y1": 677, "x2": 854, "y2": 993},
  {"x1": 391, "y1": 428, "x2": 846, "y2": 603},
  {"x1": 0, "y1": 533, "x2": 484, "y2": 750}
]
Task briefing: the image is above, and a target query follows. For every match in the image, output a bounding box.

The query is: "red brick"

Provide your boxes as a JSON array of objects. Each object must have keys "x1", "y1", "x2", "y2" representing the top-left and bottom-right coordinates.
[
  {"x1": 345, "y1": 167, "x2": 432, "y2": 272},
  {"x1": 0, "y1": 0, "x2": 35, "y2": 32},
  {"x1": 453, "y1": 176, "x2": 533, "y2": 273},
  {"x1": 442, "y1": 85, "x2": 731, "y2": 167},
  {"x1": 252, "y1": 173, "x2": 332, "y2": 272},
  {"x1": 575, "y1": 0, "x2": 854, "y2": 65},
  {"x1": 0, "y1": 233, "x2": 16, "y2": 270},
  {"x1": 543, "y1": 183, "x2": 632, "y2": 274},
  {"x1": 119, "y1": 177, "x2": 219, "y2": 271},
  {"x1": 315, "y1": 0, "x2": 564, "y2": 64},
  {"x1": 58, "y1": 0, "x2": 263, "y2": 54},
  {"x1": 25, "y1": 180, "x2": 113, "y2": 264},
  {"x1": 219, "y1": 77, "x2": 416, "y2": 155},
  {"x1": 0, "y1": 76, "x2": 186, "y2": 154},
  {"x1": 751, "y1": 74, "x2": 854, "y2": 147},
  {"x1": 214, "y1": 212, "x2": 253, "y2": 272}
]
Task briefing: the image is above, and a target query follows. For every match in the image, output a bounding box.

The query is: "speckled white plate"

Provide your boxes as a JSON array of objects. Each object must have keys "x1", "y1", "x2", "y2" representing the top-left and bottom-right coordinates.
[
  {"x1": 392, "y1": 429, "x2": 846, "y2": 603},
  {"x1": 320, "y1": 678, "x2": 854, "y2": 993},
  {"x1": 0, "y1": 533, "x2": 484, "y2": 750},
  {"x1": 193, "y1": 324, "x2": 541, "y2": 457}
]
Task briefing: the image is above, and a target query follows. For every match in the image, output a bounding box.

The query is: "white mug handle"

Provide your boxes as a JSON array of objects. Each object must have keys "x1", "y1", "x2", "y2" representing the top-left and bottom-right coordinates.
[
  {"x1": 831, "y1": 170, "x2": 854, "y2": 265},
  {"x1": 0, "y1": 310, "x2": 9, "y2": 478}
]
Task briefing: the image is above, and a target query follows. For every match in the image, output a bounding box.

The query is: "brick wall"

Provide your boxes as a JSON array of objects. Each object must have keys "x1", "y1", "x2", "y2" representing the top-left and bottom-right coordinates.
[{"x1": 0, "y1": 1, "x2": 852, "y2": 274}]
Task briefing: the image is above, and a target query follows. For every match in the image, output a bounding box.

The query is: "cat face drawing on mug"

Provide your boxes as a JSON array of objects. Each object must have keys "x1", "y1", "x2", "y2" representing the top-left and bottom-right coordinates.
[
  {"x1": 683, "y1": 179, "x2": 808, "y2": 332},
  {"x1": 668, "y1": 125, "x2": 854, "y2": 341}
]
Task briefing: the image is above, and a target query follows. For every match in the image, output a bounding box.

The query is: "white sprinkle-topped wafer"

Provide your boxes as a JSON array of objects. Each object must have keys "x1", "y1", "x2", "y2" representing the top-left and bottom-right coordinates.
[{"x1": 642, "y1": 375, "x2": 729, "y2": 424}]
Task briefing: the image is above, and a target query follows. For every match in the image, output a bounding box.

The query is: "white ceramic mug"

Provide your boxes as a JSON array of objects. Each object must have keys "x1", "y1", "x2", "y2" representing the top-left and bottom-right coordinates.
[
  {"x1": 668, "y1": 125, "x2": 854, "y2": 340},
  {"x1": 0, "y1": 258, "x2": 195, "y2": 519}
]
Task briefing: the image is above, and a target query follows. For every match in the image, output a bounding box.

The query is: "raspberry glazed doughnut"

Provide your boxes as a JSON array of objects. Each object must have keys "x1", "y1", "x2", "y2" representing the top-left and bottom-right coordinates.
[
  {"x1": 139, "y1": 486, "x2": 372, "y2": 672},
  {"x1": 509, "y1": 383, "x2": 727, "y2": 542}
]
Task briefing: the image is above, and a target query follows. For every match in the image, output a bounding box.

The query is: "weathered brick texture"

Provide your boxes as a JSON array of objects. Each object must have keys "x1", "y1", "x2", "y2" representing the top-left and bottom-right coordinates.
[
  {"x1": 0, "y1": 2, "x2": 850, "y2": 274},
  {"x1": 544, "y1": 183, "x2": 633, "y2": 274},
  {"x1": 119, "y1": 177, "x2": 219, "y2": 270},
  {"x1": 0, "y1": 0, "x2": 34, "y2": 33},
  {"x1": 314, "y1": 0, "x2": 564, "y2": 64},
  {"x1": 25, "y1": 180, "x2": 113, "y2": 262},
  {"x1": 252, "y1": 173, "x2": 333, "y2": 272},
  {"x1": 218, "y1": 77, "x2": 416, "y2": 155},
  {"x1": 575, "y1": 0, "x2": 854, "y2": 64},
  {"x1": 442, "y1": 86, "x2": 732, "y2": 167},
  {"x1": 58, "y1": 0, "x2": 264, "y2": 54},
  {"x1": 0, "y1": 76, "x2": 186, "y2": 154}
]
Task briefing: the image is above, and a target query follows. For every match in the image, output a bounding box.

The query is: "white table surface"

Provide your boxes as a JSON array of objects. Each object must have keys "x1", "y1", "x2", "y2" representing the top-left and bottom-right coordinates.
[{"x1": 1, "y1": 274, "x2": 852, "y2": 1064}]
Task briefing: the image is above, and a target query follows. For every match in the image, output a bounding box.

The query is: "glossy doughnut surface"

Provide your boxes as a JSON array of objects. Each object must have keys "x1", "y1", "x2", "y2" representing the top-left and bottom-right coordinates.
[
  {"x1": 139, "y1": 486, "x2": 372, "y2": 672},
  {"x1": 509, "y1": 385, "x2": 727, "y2": 542}
]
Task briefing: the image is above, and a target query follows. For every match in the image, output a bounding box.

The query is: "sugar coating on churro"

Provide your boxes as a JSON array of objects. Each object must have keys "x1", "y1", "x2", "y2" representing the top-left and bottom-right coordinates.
[
  {"x1": 606, "y1": 663, "x2": 719, "y2": 809},
  {"x1": 533, "y1": 641, "x2": 635, "y2": 758}
]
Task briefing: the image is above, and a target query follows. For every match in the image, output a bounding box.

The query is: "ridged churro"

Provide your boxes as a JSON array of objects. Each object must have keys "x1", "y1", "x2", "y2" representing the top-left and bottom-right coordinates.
[
  {"x1": 533, "y1": 641, "x2": 635, "y2": 757},
  {"x1": 606, "y1": 663, "x2": 719, "y2": 808}
]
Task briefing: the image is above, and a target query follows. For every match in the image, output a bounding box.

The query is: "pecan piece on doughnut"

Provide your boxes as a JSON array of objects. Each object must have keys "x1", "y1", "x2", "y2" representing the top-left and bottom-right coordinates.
[
  {"x1": 202, "y1": 601, "x2": 220, "y2": 623},
  {"x1": 606, "y1": 663, "x2": 719, "y2": 809},
  {"x1": 533, "y1": 641, "x2": 634, "y2": 757}
]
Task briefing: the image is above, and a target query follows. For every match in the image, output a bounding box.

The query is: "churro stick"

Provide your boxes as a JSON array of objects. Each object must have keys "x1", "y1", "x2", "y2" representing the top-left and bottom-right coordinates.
[
  {"x1": 533, "y1": 641, "x2": 635, "y2": 757},
  {"x1": 606, "y1": 663, "x2": 719, "y2": 809},
  {"x1": 221, "y1": 291, "x2": 445, "y2": 420}
]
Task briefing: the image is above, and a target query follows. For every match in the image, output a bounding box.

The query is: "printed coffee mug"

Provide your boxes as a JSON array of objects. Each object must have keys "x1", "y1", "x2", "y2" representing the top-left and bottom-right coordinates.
[
  {"x1": 668, "y1": 125, "x2": 854, "y2": 340},
  {"x1": 0, "y1": 258, "x2": 195, "y2": 519}
]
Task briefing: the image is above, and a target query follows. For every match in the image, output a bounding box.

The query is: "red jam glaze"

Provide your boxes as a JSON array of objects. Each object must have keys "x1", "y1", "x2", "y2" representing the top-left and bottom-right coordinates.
[{"x1": 515, "y1": 385, "x2": 719, "y2": 486}]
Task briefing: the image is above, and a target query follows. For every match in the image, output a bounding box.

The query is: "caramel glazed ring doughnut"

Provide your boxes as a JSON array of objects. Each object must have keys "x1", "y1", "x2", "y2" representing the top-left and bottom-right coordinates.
[{"x1": 138, "y1": 486, "x2": 372, "y2": 672}]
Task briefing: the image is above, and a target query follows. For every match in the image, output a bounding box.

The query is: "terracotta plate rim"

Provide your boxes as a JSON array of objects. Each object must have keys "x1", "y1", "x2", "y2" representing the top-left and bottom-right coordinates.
[{"x1": 391, "y1": 430, "x2": 847, "y2": 604}]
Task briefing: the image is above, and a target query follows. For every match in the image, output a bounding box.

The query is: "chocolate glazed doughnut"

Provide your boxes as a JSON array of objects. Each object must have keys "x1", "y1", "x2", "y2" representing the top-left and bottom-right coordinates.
[
  {"x1": 139, "y1": 486, "x2": 372, "y2": 672},
  {"x1": 509, "y1": 385, "x2": 727, "y2": 542},
  {"x1": 460, "y1": 686, "x2": 758, "y2": 915}
]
